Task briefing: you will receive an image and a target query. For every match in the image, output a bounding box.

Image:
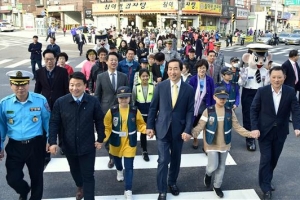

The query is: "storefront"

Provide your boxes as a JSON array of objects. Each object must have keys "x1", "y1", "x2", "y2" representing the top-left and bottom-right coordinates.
[
  {"x1": 0, "y1": 6, "x2": 12, "y2": 22},
  {"x1": 47, "y1": 4, "x2": 80, "y2": 29},
  {"x1": 235, "y1": 7, "x2": 248, "y2": 31}
]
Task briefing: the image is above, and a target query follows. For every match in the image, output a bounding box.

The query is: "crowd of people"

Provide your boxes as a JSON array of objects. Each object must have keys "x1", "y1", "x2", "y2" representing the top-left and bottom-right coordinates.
[{"x1": 0, "y1": 27, "x2": 300, "y2": 200}]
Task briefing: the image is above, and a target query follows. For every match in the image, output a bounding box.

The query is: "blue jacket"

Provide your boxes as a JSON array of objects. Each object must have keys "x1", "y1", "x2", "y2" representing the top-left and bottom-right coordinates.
[
  {"x1": 117, "y1": 59, "x2": 140, "y2": 89},
  {"x1": 189, "y1": 75, "x2": 215, "y2": 107},
  {"x1": 46, "y1": 44, "x2": 61, "y2": 57},
  {"x1": 28, "y1": 42, "x2": 42, "y2": 60}
]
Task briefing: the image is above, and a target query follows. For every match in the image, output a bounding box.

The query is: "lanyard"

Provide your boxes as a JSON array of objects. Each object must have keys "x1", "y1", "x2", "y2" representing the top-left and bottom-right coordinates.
[{"x1": 119, "y1": 105, "x2": 129, "y2": 131}]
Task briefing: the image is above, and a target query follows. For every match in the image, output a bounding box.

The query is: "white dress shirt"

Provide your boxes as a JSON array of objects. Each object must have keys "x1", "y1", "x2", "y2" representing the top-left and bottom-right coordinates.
[
  {"x1": 271, "y1": 86, "x2": 282, "y2": 114},
  {"x1": 170, "y1": 79, "x2": 181, "y2": 96},
  {"x1": 108, "y1": 70, "x2": 117, "y2": 89}
]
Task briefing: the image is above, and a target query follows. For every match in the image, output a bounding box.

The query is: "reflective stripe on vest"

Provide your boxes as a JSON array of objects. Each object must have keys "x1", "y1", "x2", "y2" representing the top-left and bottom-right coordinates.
[{"x1": 136, "y1": 84, "x2": 154, "y2": 103}]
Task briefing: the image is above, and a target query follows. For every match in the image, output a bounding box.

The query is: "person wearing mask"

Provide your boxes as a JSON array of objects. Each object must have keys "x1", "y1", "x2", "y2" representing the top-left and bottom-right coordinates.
[
  {"x1": 229, "y1": 57, "x2": 240, "y2": 84},
  {"x1": 48, "y1": 72, "x2": 105, "y2": 200},
  {"x1": 189, "y1": 59, "x2": 215, "y2": 150},
  {"x1": 117, "y1": 48, "x2": 140, "y2": 89},
  {"x1": 183, "y1": 48, "x2": 197, "y2": 76},
  {"x1": 0, "y1": 70, "x2": 50, "y2": 200},
  {"x1": 28, "y1": 35, "x2": 42, "y2": 80},
  {"x1": 94, "y1": 52, "x2": 129, "y2": 169}
]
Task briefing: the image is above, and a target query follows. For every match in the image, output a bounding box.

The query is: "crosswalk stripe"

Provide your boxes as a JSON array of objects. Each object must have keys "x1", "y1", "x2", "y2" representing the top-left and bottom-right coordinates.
[
  {"x1": 43, "y1": 189, "x2": 260, "y2": 200},
  {"x1": 44, "y1": 153, "x2": 237, "y2": 173},
  {"x1": 0, "y1": 59, "x2": 13, "y2": 65},
  {"x1": 75, "y1": 60, "x2": 86, "y2": 68},
  {"x1": 4, "y1": 59, "x2": 31, "y2": 68}
]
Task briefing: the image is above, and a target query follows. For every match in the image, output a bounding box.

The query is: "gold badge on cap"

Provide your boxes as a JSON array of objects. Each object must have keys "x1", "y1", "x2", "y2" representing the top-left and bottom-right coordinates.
[
  {"x1": 120, "y1": 89, "x2": 125, "y2": 93},
  {"x1": 16, "y1": 71, "x2": 23, "y2": 77},
  {"x1": 32, "y1": 116, "x2": 38, "y2": 122},
  {"x1": 8, "y1": 118, "x2": 14, "y2": 125}
]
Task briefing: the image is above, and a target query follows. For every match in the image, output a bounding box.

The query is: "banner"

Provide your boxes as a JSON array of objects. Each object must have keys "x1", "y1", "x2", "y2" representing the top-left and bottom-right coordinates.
[{"x1": 222, "y1": 5, "x2": 235, "y2": 18}]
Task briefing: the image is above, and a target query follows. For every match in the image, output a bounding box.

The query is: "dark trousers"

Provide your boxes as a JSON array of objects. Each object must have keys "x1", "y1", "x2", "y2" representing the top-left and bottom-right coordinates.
[
  {"x1": 5, "y1": 136, "x2": 44, "y2": 200},
  {"x1": 66, "y1": 150, "x2": 96, "y2": 200},
  {"x1": 114, "y1": 156, "x2": 134, "y2": 190},
  {"x1": 77, "y1": 42, "x2": 84, "y2": 55},
  {"x1": 157, "y1": 127, "x2": 183, "y2": 193},
  {"x1": 258, "y1": 127, "x2": 285, "y2": 193},
  {"x1": 141, "y1": 116, "x2": 148, "y2": 151},
  {"x1": 105, "y1": 141, "x2": 114, "y2": 160},
  {"x1": 241, "y1": 88, "x2": 257, "y2": 143},
  {"x1": 72, "y1": 35, "x2": 76, "y2": 43},
  {"x1": 31, "y1": 59, "x2": 42, "y2": 79}
]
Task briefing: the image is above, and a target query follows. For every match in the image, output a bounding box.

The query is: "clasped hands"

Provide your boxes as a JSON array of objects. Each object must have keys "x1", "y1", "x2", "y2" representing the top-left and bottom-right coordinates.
[
  {"x1": 146, "y1": 129, "x2": 192, "y2": 141},
  {"x1": 47, "y1": 142, "x2": 103, "y2": 155}
]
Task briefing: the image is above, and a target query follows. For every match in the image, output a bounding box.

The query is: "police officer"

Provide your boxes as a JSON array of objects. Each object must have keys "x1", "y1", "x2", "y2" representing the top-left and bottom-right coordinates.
[
  {"x1": 213, "y1": 42, "x2": 225, "y2": 69},
  {"x1": 161, "y1": 39, "x2": 181, "y2": 62},
  {"x1": 0, "y1": 70, "x2": 50, "y2": 200}
]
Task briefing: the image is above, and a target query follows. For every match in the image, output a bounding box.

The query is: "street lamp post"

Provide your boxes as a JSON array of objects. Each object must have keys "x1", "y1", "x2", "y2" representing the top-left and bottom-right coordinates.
[
  {"x1": 177, "y1": 0, "x2": 184, "y2": 50},
  {"x1": 117, "y1": 0, "x2": 121, "y2": 33}
]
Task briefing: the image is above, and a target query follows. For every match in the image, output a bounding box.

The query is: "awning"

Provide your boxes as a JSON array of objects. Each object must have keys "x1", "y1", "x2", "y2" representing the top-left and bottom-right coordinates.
[
  {"x1": 200, "y1": 13, "x2": 221, "y2": 17},
  {"x1": 0, "y1": 10, "x2": 12, "y2": 14}
]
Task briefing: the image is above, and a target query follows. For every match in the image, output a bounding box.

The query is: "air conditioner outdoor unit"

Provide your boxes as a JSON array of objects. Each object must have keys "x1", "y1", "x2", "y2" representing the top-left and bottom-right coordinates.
[{"x1": 54, "y1": 1, "x2": 59, "y2": 5}]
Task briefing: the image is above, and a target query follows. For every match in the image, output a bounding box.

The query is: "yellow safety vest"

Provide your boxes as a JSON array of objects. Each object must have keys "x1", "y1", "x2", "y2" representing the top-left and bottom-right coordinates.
[{"x1": 136, "y1": 84, "x2": 154, "y2": 103}]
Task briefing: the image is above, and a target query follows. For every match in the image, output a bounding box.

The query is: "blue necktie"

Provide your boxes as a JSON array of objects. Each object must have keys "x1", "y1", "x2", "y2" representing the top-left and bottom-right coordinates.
[
  {"x1": 160, "y1": 65, "x2": 164, "y2": 76},
  {"x1": 76, "y1": 99, "x2": 81, "y2": 105}
]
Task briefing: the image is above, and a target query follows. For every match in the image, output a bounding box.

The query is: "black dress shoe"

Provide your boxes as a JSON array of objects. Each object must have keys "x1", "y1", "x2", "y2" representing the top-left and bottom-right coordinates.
[
  {"x1": 142, "y1": 151, "x2": 150, "y2": 161},
  {"x1": 204, "y1": 174, "x2": 212, "y2": 188},
  {"x1": 168, "y1": 184, "x2": 180, "y2": 196},
  {"x1": 157, "y1": 193, "x2": 166, "y2": 200},
  {"x1": 192, "y1": 145, "x2": 199, "y2": 149},
  {"x1": 246, "y1": 141, "x2": 256, "y2": 151},
  {"x1": 263, "y1": 191, "x2": 272, "y2": 200}
]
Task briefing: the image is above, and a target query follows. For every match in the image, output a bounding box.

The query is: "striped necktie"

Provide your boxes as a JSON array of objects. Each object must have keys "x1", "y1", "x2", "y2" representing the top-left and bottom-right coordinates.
[{"x1": 255, "y1": 69, "x2": 261, "y2": 83}]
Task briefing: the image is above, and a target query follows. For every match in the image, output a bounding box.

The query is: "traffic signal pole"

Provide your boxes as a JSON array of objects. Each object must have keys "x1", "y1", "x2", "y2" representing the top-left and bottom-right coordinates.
[{"x1": 231, "y1": 13, "x2": 235, "y2": 34}]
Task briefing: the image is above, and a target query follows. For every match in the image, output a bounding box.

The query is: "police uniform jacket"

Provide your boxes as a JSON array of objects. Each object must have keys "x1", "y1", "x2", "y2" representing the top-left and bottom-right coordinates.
[
  {"x1": 0, "y1": 92, "x2": 50, "y2": 149},
  {"x1": 48, "y1": 93, "x2": 105, "y2": 156}
]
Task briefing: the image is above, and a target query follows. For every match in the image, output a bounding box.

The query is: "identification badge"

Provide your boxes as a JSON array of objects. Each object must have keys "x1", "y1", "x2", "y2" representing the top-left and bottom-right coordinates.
[
  {"x1": 113, "y1": 117, "x2": 118, "y2": 127},
  {"x1": 8, "y1": 118, "x2": 14, "y2": 124},
  {"x1": 248, "y1": 76, "x2": 254, "y2": 79},
  {"x1": 209, "y1": 116, "x2": 215, "y2": 125},
  {"x1": 32, "y1": 116, "x2": 38, "y2": 122},
  {"x1": 119, "y1": 132, "x2": 127, "y2": 137}
]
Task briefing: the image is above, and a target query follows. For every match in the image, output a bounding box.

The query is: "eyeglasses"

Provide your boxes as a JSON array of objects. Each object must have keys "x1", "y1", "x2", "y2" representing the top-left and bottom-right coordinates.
[{"x1": 45, "y1": 58, "x2": 55, "y2": 62}]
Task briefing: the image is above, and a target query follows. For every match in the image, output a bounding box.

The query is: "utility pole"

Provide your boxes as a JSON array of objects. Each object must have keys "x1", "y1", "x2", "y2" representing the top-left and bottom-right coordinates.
[
  {"x1": 117, "y1": 0, "x2": 121, "y2": 33},
  {"x1": 274, "y1": 0, "x2": 278, "y2": 33},
  {"x1": 177, "y1": 0, "x2": 184, "y2": 50}
]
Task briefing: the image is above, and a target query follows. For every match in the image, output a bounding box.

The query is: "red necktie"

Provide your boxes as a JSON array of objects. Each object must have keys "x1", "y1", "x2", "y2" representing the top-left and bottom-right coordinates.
[{"x1": 210, "y1": 64, "x2": 214, "y2": 77}]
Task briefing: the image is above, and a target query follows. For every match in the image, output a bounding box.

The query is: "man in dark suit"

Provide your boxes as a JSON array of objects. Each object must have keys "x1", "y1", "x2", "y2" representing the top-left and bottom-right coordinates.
[
  {"x1": 94, "y1": 52, "x2": 128, "y2": 168},
  {"x1": 75, "y1": 30, "x2": 87, "y2": 56},
  {"x1": 281, "y1": 50, "x2": 300, "y2": 102},
  {"x1": 147, "y1": 58, "x2": 194, "y2": 200},
  {"x1": 250, "y1": 66, "x2": 300, "y2": 200},
  {"x1": 152, "y1": 52, "x2": 169, "y2": 84},
  {"x1": 206, "y1": 50, "x2": 221, "y2": 84},
  {"x1": 34, "y1": 49, "x2": 69, "y2": 160},
  {"x1": 28, "y1": 35, "x2": 42, "y2": 80}
]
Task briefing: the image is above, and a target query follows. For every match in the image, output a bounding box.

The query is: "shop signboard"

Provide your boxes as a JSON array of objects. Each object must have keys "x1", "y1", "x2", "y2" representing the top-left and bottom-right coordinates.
[
  {"x1": 199, "y1": 2, "x2": 222, "y2": 14},
  {"x1": 92, "y1": 1, "x2": 178, "y2": 14}
]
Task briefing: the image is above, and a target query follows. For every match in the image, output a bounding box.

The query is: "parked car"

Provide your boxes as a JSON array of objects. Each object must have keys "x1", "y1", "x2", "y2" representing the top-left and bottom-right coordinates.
[
  {"x1": 0, "y1": 22, "x2": 14, "y2": 32},
  {"x1": 257, "y1": 33, "x2": 273, "y2": 45},
  {"x1": 278, "y1": 33, "x2": 290, "y2": 43},
  {"x1": 292, "y1": 29, "x2": 300, "y2": 34},
  {"x1": 285, "y1": 34, "x2": 300, "y2": 45}
]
